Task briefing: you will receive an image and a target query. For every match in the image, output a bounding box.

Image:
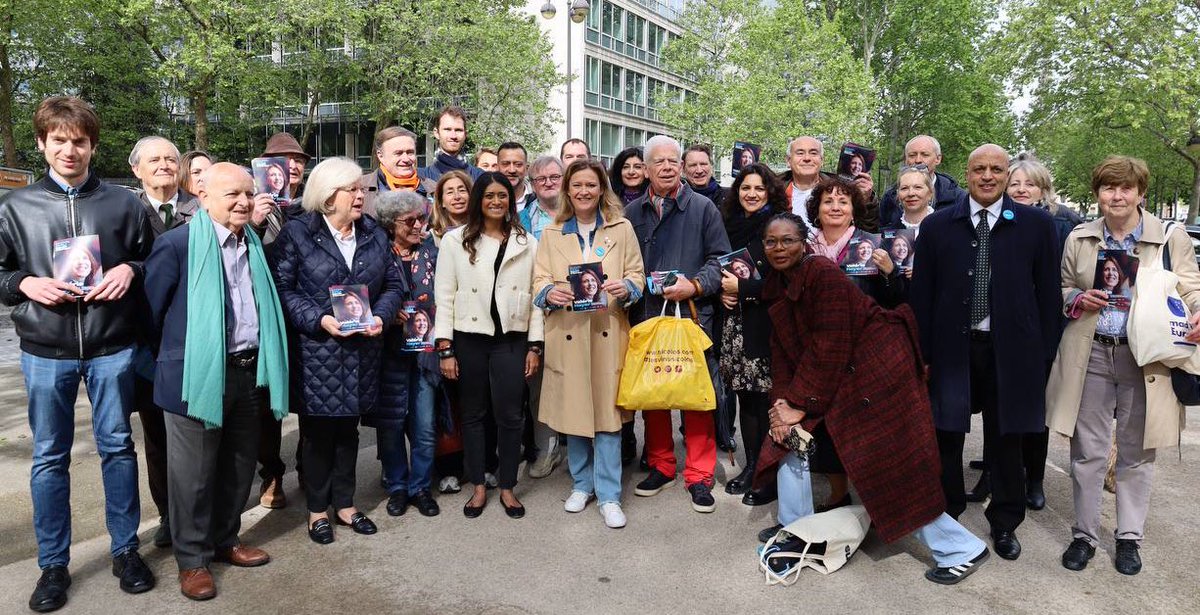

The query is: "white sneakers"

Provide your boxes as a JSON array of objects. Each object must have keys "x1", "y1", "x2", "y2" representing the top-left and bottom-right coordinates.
[
  {"x1": 599, "y1": 503, "x2": 626, "y2": 529},
  {"x1": 564, "y1": 490, "x2": 593, "y2": 513}
]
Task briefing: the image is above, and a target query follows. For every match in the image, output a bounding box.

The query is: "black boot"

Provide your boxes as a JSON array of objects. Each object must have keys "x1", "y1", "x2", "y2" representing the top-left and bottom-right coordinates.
[
  {"x1": 621, "y1": 422, "x2": 637, "y2": 467},
  {"x1": 725, "y1": 458, "x2": 755, "y2": 495},
  {"x1": 965, "y1": 469, "x2": 990, "y2": 503}
]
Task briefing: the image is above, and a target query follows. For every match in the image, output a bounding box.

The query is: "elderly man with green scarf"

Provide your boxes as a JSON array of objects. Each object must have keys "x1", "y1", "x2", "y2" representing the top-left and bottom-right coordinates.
[{"x1": 144, "y1": 162, "x2": 289, "y2": 601}]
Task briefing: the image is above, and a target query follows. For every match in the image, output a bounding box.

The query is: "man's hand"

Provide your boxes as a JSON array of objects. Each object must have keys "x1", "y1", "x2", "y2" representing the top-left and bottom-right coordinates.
[
  {"x1": 251, "y1": 193, "x2": 275, "y2": 226},
  {"x1": 872, "y1": 248, "x2": 894, "y2": 276},
  {"x1": 19, "y1": 276, "x2": 82, "y2": 306},
  {"x1": 84, "y1": 264, "x2": 135, "y2": 302},
  {"x1": 853, "y1": 172, "x2": 874, "y2": 199},
  {"x1": 662, "y1": 274, "x2": 696, "y2": 302}
]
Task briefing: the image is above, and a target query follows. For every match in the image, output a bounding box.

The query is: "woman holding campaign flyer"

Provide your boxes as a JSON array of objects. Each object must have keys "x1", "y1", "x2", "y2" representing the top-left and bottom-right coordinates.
[
  {"x1": 434, "y1": 172, "x2": 543, "y2": 520},
  {"x1": 717, "y1": 163, "x2": 786, "y2": 504},
  {"x1": 365, "y1": 190, "x2": 443, "y2": 519},
  {"x1": 533, "y1": 159, "x2": 645, "y2": 529},
  {"x1": 271, "y1": 157, "x2": 404, "y2": 544},
  {"x1": 1046, "y1": 156, "x2": 1200, "y2": 576}
]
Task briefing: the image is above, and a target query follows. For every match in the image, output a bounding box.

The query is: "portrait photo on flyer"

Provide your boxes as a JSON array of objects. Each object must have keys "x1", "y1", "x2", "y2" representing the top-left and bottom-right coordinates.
[
  {"x1": 568, "y1": 262, "x2": 607, "y2": 312},
  {"x1": 330, "y1": 284, "x2": 373, "y2": 331},
  {"x1": 52, "y1": 234, "x2": 103, "y2": 293},
  {"x1": 732, "y1": 141, "x2": 761, "y2": 174},
  {"x1": 881, "y1": 228, "x2": 916, "y2": 273},
  {"x1": 252, "y1": 156, "x2": 291, "y2": 202},
  {"x1": 837, "y1": 142, "x2": 876, "y2": 179},
  {"x1": 1093, "y1": 249, "x2": 1138, "y2": 312},
  {"x1": 719, "y1": 248, "x2": 760, "y2": 280},
  {"x1": 840, "y1": 230, "x2": 880, "y2": 276},
  {"x1": 402, "y1": 300, "x2": 435, "y2": 351}
]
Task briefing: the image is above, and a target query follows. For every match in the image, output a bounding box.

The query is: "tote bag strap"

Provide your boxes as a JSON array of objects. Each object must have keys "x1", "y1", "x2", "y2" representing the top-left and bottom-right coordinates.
[{"x1": 658, "y1": 299, "x2": 700, "y2": 322}]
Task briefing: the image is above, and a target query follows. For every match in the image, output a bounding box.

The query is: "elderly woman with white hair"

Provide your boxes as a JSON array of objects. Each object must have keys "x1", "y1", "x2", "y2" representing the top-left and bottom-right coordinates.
[
  {"x1": 362, "y1": 190, "x2": 444, "y2": 518},
  {"x1": 271, "y1": 156, "x2": 405, "y2": 544}
]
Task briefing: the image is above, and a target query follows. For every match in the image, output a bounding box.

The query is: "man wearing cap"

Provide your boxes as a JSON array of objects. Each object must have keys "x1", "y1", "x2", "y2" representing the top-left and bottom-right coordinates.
[{"x1": 249, "y1": 132, "x2": 310, "y2": 509}]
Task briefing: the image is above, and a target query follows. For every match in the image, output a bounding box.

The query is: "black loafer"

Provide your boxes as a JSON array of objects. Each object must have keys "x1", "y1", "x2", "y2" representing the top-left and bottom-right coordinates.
[
  {"x1": 925, "y1": 547, "x2": 990, "y2": 585},
  {"x1": 412, "y1": 490, "x2": 440, "y2": 517},
  {"x1": 1025, "y1": 480, "x2": 1046, "y2": 510},
  {"x1": 112, "y1": 550, "x2": 155, "y2": 594},
  {"x1": 992, "y1": 530, "x2": 1022, "y2": 560},
  {"x1": 386, "y1": 492, "x2": 409, "y2": 517},
  {"x1": 1061, "y1": 538, "x2": 1095, "y2": 571},
  {"x1": 153, "y1": 516, "x2": 172, "y2": 548},
  {"x1": 463, "y1": 496, "x2": 487, "y2": 518},
  {"x1": 965, "y1": 471, "x2": 990, "y2": 503},
  {"x1": 757, "y1": 523, "x2": 784, "y2": 543},
  {"x1": 308, "y1": 518, "x2": 334, "y2": 544},
  {"x1": 29, "y1": 566, "x2": 70, "y2": 613},
  {"x1": 336, "y1": 512, "x2": 377, "y2": 535},
  {"x1": 742, "y1": 484, "x2": 778, "y2": 506},
  {"x1": 502, "y1": 498, "x2": 526, "y2": 519},
  {"x1": 1115, "y1": 539, "x2": 1142, "y2": 575},
  {"x1": 724, "y1": 465, "x2": 754, "y2": 495}
]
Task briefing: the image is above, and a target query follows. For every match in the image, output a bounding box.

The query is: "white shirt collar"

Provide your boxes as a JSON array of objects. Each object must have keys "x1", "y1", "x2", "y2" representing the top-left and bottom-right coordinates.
[
  {"x1": 901, "y1": 206, "x2": 935, "y2": 228},
  {"x1": 969, "y1": 196, "x2": 1003, "y2": 225},
  {"x1": 323, "y1": 215, "x2": 356, "y2": 242},
  {"x1": 147, "y1": 191, "x2": 179, "y2": 209}
]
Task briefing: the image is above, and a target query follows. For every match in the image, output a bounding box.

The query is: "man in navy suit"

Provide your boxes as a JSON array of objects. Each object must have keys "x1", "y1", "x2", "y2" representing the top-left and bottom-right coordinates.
[{"x1": 909, "y1": 144, "x2": 1061, "y2": 562}]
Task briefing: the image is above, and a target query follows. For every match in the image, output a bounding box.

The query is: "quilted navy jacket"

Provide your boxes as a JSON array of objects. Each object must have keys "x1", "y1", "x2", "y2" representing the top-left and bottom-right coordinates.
[{"x1": 271, "y1": 211, "x2": 404, "y2": 417}]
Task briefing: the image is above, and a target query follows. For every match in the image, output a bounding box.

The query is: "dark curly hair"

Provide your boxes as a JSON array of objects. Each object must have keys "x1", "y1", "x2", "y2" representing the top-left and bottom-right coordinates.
[
  {"x1": 461, "y1": 172, "x2": 528, "y2": 265},
  {"x1": 806, "y1": 176, "x2": 868, "y2": 230},
  {"x1": 609, "y1": 146, "x2": 648, "y2": 194},
  {"x1": 722, "y1": 163, "x2": 787, "y2": 220}
]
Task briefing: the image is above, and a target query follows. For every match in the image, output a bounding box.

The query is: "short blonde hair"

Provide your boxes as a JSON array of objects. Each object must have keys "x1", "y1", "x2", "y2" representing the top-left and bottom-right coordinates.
[
  {"x1": 302, "y1": 157, "x2": 363, "y2": 215},
  {"x1": 1009, "y1": 159, "x2": 1060, "y2": 213}
]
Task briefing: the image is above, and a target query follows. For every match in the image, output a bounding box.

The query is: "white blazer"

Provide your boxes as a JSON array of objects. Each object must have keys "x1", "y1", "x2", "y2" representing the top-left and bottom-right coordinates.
[{"x1": 434, "y1": 226, "x2": 544, "y2": 342}]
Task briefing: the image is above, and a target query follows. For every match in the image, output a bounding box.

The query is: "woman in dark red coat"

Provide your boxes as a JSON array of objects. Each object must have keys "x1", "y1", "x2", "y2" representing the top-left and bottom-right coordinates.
[{"x1": 755, "y1": 213, "x2": 990, "y2": 584}]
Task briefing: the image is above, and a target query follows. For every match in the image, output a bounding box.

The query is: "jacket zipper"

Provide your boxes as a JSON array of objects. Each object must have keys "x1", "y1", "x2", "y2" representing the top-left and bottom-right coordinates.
[{"x1": 67, "y1": 190, "x2": 83, "y2": 358}]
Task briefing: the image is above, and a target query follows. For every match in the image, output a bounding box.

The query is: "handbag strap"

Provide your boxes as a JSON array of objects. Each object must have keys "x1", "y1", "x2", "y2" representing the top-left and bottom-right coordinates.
[
  {"x1": 1162, "y1": 221, "x2": 1175, "y2": 272},
  {"x1": 659, "y1": 298, "x2": 700, "y2": 322}
]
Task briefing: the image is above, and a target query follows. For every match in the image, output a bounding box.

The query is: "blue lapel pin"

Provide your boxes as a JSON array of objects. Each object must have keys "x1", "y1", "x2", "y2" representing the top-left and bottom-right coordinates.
[{"x1": 1002, "y1": 209, "x2": 1014, "y2": 221}]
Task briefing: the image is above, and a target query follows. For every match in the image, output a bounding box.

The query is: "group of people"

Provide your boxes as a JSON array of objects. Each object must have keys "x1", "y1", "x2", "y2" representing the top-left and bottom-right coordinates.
[{"x1": 1, "y1": 95, "x2": 1193, "y2": 612}]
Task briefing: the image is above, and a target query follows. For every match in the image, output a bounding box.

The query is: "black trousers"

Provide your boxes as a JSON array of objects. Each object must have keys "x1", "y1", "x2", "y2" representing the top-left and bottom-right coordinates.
[
  {"x1": 164, "y1": 363, "x2": 262, "y2": 570},
  {"x1": 257, "y1": 405, "x2": 286, "y2": 480},
  {"x1": 300, "y1": 415, "x2": 360, "y2": 513},
  {"x1": 456, "y1": 332, "x2": 526, "y2": 490},
  {"x1": 736, "y1": 390, "x2": 770, "y2": 468},
  {"x1": 936, "y1": 335, "x2": 1026, "y2": 532},
  {"x1": 133, "y1": 375, "x2": 169, "y2": 519}
]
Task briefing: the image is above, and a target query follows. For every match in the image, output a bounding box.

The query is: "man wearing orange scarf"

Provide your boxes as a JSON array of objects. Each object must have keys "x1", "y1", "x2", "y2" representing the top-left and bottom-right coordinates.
[{"x1": 361, "y1": 126, "x2": 426, "y2": 218}]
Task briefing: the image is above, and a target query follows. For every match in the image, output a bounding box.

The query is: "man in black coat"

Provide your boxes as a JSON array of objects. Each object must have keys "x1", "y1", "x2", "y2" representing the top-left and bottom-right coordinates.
[
  {"x1": 909, "y1": 144, "x2": 1061, "y2": 562},
  {"x1": 879, "y1": 135, "x2": 966, "y2": 228}
]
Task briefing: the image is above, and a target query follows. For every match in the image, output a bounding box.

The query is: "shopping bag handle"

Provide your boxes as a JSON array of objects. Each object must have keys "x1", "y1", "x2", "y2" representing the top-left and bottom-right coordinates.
[{"x1": 659, "y1": 299, "x2": 700, "y2": 322}]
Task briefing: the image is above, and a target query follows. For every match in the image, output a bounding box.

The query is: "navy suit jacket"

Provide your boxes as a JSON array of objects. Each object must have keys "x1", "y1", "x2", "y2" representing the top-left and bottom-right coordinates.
[{"x1": 908, "y1": 193, "x2": 1061, "y2": 434}]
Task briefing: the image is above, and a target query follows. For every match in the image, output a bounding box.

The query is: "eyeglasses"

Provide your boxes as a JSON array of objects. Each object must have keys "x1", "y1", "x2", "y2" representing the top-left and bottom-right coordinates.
[
  {"x1": 900, "y1": 163, "x2": 930, "y2": 173},
  {"x1": 763, "y1": 237, "x2": 803, "y2": 250},
  {"x1": 532, "y1": 174, "x2": 563, "y2": 185},
  {"x1": 396, "y1": 216, "x2": 426, "y2": 228},
  {"x1": 337, "y1": 186, "x2": 366, "y2": 194}
]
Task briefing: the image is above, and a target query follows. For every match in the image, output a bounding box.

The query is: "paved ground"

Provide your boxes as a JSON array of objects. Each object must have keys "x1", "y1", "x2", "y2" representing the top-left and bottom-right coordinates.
[{"x1": 0, "y1": 328, "x2": 1197, "y2": 613}]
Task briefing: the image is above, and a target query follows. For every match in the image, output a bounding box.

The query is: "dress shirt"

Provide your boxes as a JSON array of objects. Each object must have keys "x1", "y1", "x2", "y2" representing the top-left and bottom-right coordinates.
[
  {"x1": 147, "y1": 193, "x2": 180, "y2": 225},
  {"x1": 324, "y1": 215, "x2": 357, "y2": 269},
  {"x1": 212, "y1": 219, "x2": 259, "y2": 352},
  {"x1": 968, "y1": 197, "x2": 1003, "y2": 331}
]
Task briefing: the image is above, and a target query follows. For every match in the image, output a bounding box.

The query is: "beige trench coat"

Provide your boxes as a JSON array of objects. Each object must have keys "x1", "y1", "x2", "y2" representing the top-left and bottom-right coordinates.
[
  {"x1": 533, "y1": 216, "x2": 646, "y2": 437},
  {"x1": 1046, "y1": 211, "x2": 1200, "y2": 449}
]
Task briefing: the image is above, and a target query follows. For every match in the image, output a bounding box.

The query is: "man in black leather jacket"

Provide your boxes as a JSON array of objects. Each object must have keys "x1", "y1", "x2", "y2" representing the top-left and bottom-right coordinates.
[{"x1": 0, "y1": 96, "x2": 155, "y2": 612}]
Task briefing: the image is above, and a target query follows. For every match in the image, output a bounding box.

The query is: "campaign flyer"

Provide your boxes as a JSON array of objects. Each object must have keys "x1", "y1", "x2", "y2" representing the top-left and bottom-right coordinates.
[
  {"x1": 568, "y1": 262, "x2": 607, "y2": 312},
  {"x1": 880, "y1": 228, "x2": 916, "y2": 274},
  {"x1": 647, "y1": 269, "x2": 680, "y2": 296},
  {"x1": 836, "y1": 142, "x2": 876, "y2": 179},
  {"x1": 719, "y1": 248, "x2": 760, "y2": 280},
  {"x1": 840, "y1": 231, "x2": 880, "y2": 276},
  {"x1": 1093, "y1": 249, "x2": 1138, "y2": 312},
  {"x1": 252, "y1": 156, "x2": 291, "y2": 202},
  {"x1": 52, "y1": 235, "x2": 103, "y2": 293},
  {"x1": 402, "y1": 300, "x2": 435, "y2": 351},
  {"x1": 330, "y1": 284, "x2": 373, "y2": 331}
]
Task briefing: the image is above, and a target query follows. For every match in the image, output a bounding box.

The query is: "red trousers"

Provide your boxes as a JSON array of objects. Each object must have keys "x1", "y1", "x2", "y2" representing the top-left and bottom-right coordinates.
[{"x1": 643, "y1": 409, "x2": 716, "y2": 487}]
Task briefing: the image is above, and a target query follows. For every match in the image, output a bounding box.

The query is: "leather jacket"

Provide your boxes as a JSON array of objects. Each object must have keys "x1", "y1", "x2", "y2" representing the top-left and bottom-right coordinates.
[{"x1": 0, "y1": 173, "x2": 153, "y2": 359}]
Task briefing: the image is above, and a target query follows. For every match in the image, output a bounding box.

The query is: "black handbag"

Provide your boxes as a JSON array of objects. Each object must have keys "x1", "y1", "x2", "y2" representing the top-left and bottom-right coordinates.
[{"x1": 1159, "y1": 223, "x2": 1200, "y2": 405}]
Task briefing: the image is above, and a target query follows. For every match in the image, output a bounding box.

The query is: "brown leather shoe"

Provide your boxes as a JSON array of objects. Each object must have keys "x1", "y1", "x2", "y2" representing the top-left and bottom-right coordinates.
[
  {"x1": 214, "y1": 544, "x2": 271, "y2": 567},
  {"x1": 179, "y1": 568, "x2": 215, "y2": 601},
  {"x1": 259, "y1": 476, "x2": 286, "y2": 509}
]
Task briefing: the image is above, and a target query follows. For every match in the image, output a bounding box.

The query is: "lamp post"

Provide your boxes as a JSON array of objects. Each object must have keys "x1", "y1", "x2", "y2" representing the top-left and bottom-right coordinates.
[{"x1": 540, "y1": 0, "x2": 590, "y2": 140}]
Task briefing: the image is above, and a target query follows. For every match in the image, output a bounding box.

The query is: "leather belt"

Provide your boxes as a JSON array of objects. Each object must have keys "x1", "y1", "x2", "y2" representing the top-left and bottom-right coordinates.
[
  {"x1": 1093, "y1": 333, "x2": 1128, "y2": 346},
  {"x1": 228, "y1": 349, "x2": 259, "y2": 368}
]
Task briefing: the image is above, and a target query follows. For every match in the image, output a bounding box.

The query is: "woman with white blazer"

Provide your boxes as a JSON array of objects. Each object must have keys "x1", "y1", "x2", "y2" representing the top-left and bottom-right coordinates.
[{"x1": 434, "y1": 172, "x2": 544, "y2": 519}]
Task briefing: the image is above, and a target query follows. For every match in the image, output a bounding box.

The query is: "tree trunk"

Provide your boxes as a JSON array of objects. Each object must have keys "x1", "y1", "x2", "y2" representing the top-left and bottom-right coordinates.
[
  {"x1": 298, "y1": 88, "x2": 319, "y2": 156},
  {"x1": 0, "y1": 39, "x2": 17, "y2": 167},
  {"x1": 192, "y1": 90, "x2": 208, "y2": 151},
  {"x1": 1187, "y1": 160, "x2": 1200, "y2": 225}
]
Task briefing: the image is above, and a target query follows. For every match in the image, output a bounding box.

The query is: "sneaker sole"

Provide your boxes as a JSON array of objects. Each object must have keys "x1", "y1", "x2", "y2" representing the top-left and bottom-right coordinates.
[
  {"x1": 564, "y1": 495, "x2": 594, "y2": 513},
  {"x1": 692, "y1": 501, "x2": 716, "y2": 513},
  {"x1": 925, "y1": 548, "x2": 990, "y2": 585},
  {"x1": 634, "y1": 478, "x2": 676, "y2": 497}
]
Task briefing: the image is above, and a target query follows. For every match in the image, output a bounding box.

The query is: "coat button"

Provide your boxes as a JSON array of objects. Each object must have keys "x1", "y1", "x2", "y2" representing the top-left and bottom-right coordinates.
[
  {"x1": 971, "y1": 240, "x2": 978, "y2": 248},
  {"x1": 566, "y1": 334, "x2": 572, "y2": 341},
  {"x1": 961, "y1": 326, "x2": 968, "y2": 334},
  {"x1": 967, "y1": 270, "x2": 974, "y2": 276},
  {"x1": 1148, "y1": 376, "x2": 1155, "y2": 383},
  {"x1": 602, "y1": 274, "x2": 609, "y2": 280},
  {"x1": 846, "y1": 365, "x2": 855, "y2": 374},
  {"x1": 861, "y1": 398, "x2": 870, "y2": 407},
  {"x1": 472, "y1": 288, "x2": 477, "y2": 293},
  {"x1": 512, "y1": 286, "x2": 518, "y2": 290},
  {"x1": 963, "y1": 298, "x2": 969, "y2": 305},
  {"x1": 471, "y1": 316, "x2": 478, "y2": 321},
  {"x1": 602, "y1": 331, "x2": 609, "y2": 337}
]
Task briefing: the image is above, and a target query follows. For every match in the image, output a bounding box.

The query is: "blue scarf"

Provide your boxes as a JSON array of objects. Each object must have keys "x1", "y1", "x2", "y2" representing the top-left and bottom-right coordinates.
[{"x1": 182, "y1": 210, "x2": 289, "y2": 429}]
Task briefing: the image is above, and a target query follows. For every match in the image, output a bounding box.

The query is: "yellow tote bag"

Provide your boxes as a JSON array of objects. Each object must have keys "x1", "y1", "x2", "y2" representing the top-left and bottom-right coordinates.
[{"x1": 617, "y1": 301, "x2": 715, "y2": 411}]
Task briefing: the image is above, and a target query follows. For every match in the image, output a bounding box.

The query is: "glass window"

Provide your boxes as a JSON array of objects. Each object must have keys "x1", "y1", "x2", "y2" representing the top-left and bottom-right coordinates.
[
  {"x1": 601, "y1": 122, "x2": 621, "y2": 158},
  {"x1": 625, "y1": 13, "x2": 644, "y2": 48},
  {"x1": 602, "y1": 62, "x2": 622, "y2": 98},
  {"x1": 602, "y1": 2, "x2": 622, "y2": 40},
  {"x1": 587, "y1": 57, "x2": 600, "y2": 93},
  {"x1": 586, "y1": 0, "x2": 601, "y2": 29},
  {"x1": 626, "y1": 128, "x2": 645, "y2": 149}
]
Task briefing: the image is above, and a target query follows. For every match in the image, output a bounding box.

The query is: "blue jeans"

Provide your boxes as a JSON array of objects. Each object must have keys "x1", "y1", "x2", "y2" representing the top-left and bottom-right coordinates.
[
  {"x1": 22, "y1": 346, "x2": 140, "y2": 568},
  {"x1": 776, "y1": 453, "x2": 986, "y2": 567},
  {"x1": 566, "y1": 432, "x2": 622, "y2": 505},
  {"x1": 379, "y1": 370, "x2": 437, "y2": 495}
]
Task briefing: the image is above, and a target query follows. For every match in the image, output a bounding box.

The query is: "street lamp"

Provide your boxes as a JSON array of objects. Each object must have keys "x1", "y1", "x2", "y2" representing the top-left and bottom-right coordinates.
[{"x1": 540, "y1": 0, "x2": 591, "y2": 139}]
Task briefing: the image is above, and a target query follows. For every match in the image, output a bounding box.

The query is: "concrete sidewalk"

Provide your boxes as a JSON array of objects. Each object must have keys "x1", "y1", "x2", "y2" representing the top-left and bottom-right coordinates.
[{"x1": 0, "y1": 362, "x2": 1196, "y2": 614}]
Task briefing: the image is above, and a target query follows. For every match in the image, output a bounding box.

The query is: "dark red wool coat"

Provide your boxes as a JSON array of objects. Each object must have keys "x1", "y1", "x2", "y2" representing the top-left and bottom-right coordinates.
[{"x1": 758, "y1": 255, "x2": 945, "y2": 543}]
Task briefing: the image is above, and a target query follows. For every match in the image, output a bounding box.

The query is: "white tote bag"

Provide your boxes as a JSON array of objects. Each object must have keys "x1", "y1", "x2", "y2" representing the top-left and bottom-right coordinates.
[
  {"x1": 758, "y1": 505, "x2": 872, "y2": 586},
  {"x1": 1127, "y1": 233, "x2": 1197, "y2": 367}
]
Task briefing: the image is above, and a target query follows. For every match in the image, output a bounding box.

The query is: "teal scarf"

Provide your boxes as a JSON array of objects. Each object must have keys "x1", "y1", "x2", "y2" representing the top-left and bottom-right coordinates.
[{"x1": 182, "y1": 209, "x2": 289, "y2": 429}]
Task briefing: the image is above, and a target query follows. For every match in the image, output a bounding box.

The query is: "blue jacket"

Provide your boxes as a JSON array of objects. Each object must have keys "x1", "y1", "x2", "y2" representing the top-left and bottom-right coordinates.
[
  {"x1": 625, "y1": 182, "x2": 731, "y2": 335},
  {"x1": 271, "y1": 212, "x2": 404, "y2": 417},
  {"x1": 417, "y1": 155, "x2": 484, "y2": 184},
  {"x1": 879, "y1": 171, "x2": 965, "y2": 229},
  {"x1": 909, "y1": 194, "x2": 1061, "y2": 434}
]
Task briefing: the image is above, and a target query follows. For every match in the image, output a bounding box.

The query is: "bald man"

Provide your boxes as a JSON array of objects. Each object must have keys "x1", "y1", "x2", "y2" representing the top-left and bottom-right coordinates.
[
  {"x1": 145, "y1": 163, "x2": 288, "y2": 600},
  {"x1": 879, "y1": 134, "x2": 966, "y2": 227},
  {"x1": 909, "y1": 144, "x2": 1061, "y2": 562}
]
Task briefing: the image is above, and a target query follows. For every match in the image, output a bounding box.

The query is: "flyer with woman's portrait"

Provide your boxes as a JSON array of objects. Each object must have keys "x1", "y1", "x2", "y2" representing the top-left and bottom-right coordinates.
[
  {"x1": 836, "y1": 142, "x2": 876, "y2": 179},
  {"x1": 732, "y1": 141, "x2": 761, "y2": 174},
  {"x1": 840, "y1": 231, "x2": 880, "y2": 276},
  {"x1": 880, "y1": 228, "x2": 916, "y2": 274},
  {"x1": 1093, "y1": 249, "x2": 1137, "y2": 311},
  {"x1": 719, "y1": 248, "x2": 760, "y2": 280},
  {"x1": 568, "y1": 262, "x2": 607, "y2": 312},
  {"x1": 52, "y1": 235, "x2": 104, "y2": 293},
  {"x1": 330, "y1": 284, "x2": 373, "y2": 331},
  {"x1": 252, "y1": 156, "x2": 291, "y2": 202},
  {"x1": 402, "y1": 300, "x2": 436, "y2": 351}
]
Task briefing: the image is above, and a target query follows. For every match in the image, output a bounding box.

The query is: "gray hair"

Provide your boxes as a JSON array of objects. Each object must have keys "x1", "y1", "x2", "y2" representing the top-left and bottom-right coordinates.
[
  {"x1": 529, "y1": 155, "x2": 563, "y2": 177},
  {"x1": 787, "y1": 136, "x2": 824, "y2": 159},
  {"x1": 644, "y1": 135, "x2": 682, "y2": 161},
  {"x1": 375, "y1": 190, "x2": 429, "y2": 236},
  {"x1": 128, "y1": 136, "x2": 180, "y2": 167},
  {"x1": 905, "y1": 134, "x2": 942, "y2": 158},
  {"x1": 302, "y1": 157, "x2": 364, "y2": 215}
]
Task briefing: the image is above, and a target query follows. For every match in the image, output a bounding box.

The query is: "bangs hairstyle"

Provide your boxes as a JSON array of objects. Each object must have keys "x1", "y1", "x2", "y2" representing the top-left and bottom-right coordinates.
[
  {"x1": 431, "y1": 169, "x2": 473, "y2": 238},
  {"x1": 1008, "y1": 159, "x2": 1060, "y2": 211},
  {"x1": 178, "y1": 150, "x2": 212, "y2": 194},
  {"x1": 461, "y1": 172, "x2": 527, "y2": 264},
  {"x1": 723, "y1": 163, "x2": 786, "y2": 219},
  {"x1": 609, "y1": 146, "x2": 648, "y2": 193},
  {"x1": 806, "y1": 176, "x2": 868, "y2": 230},
  {"x1": 34, "y1": 96, "x2": 100, "y2": 147},
  {"x1": 1091, "y1": 155, "x2": 1149, "y2": 196},
  {"x1": 556, "y1": 159, "x2": 624, "y2": 224},
  {"x1": 302, "y1": 157, "x2": 364, "y2": 215}
]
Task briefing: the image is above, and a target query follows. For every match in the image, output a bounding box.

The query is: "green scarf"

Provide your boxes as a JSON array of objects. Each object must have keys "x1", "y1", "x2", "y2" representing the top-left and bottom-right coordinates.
[{"x1": 182, "y1": 209, "x2": 289, "y2": 429}]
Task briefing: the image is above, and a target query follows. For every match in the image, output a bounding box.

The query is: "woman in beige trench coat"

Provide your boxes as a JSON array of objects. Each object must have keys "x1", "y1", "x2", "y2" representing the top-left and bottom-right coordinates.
[
  {"x1": 1046, "y1": 156, "x2": 1200, "y2": 576},
  {"x1": 533, "y1": 159, "x2": 646, "y2": 529}
]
